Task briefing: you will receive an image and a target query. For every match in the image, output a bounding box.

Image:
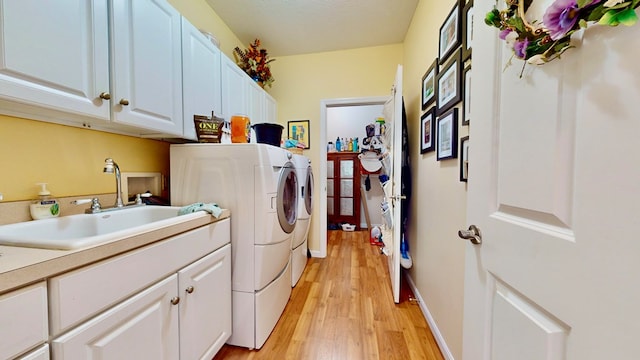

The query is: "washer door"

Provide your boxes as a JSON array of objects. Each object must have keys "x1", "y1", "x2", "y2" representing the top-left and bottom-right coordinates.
[
  {"x1": 277, "y1": 163, "x2": 298, "y2": 234},
  {"x1": 304, "y1": 166, "x2": 314, "y2": 215}
]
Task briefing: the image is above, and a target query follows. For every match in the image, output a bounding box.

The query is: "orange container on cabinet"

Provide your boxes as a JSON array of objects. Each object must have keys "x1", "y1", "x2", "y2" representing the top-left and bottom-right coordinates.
[{"x1": 231, "y1": 114, "x2": 250, "y2": 143}]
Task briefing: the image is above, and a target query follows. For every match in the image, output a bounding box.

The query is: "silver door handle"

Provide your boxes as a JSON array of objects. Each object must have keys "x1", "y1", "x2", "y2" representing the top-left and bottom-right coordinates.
[{"x1": 458, "y1": 225, "x2": 482, "y2": 245}]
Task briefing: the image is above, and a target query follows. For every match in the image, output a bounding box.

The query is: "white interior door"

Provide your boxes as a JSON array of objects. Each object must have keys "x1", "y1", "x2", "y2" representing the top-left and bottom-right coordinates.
[
  {"x1": 381, "y1": 65, "x2": 403, "y2": 303},
  {"x1": 464, "y1": 1, "x2": 640, "y2": 359}
]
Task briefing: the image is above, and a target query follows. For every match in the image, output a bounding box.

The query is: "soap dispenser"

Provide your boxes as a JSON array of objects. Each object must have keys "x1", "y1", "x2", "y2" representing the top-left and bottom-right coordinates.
[{"x1": 30, "y1": 183, "x2": 60, "y2": 220}]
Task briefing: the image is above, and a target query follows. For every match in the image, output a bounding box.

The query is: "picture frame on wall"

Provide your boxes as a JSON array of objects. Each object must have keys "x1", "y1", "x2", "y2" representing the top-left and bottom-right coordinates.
[
  {"x1": 437, "y1": 107, "x2": 459, "y2": 161},
  {"x1": 462, "y1": 64, "x2": 472, "y2": 125},
  {"x1": 462, "y1": 0, "x2": 474, "y2": 61},
  {"x1": 439, "y1": 3, "x2": 461, "y2": 65},
  {"x1": 421, "y1": 59, "x2": 438, "y2": 110},
  {"x1": 420, "y1": 106, "x2": 436, "y2": 154},
  {"x1": 460, "y1": 136, "x2": 469, "y2": 181},
  {"x1": 436, "y1": 48, "x2": 462, "y2": 116},
  {"x1": 287, "y1": 120, "x2": 310, "y2": 149}
]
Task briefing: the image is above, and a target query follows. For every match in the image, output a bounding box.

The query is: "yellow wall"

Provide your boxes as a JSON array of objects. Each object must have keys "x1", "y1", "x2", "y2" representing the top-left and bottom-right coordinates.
[
  {"x1": 402, "y1": 1, "x2": 468, "y2": 358},
  {"x1": 267, "y1": 44, "x2": 403, "y2": 252},
  {"x1": 0, "y1": 116, "x2": 169, "y2": 201}
]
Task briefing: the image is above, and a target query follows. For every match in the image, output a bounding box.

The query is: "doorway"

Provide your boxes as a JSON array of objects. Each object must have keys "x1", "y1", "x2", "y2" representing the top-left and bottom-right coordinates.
[{"x1": 316, "y1": 96, "x2": 388, "y2": 258}]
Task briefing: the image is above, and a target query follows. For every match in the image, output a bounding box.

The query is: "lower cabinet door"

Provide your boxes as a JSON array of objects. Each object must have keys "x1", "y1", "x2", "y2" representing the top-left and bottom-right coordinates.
[
  {"x1": 51, "y1": 275, "x2": 179, "y2": 359},
  {"x1": 178, "y1": 244, "x2": 232, "y2": 360}
]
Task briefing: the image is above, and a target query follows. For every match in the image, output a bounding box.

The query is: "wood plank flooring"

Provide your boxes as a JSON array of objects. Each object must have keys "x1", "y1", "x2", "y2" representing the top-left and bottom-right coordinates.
[{"x1": 213, "y1": 230, "x2": 444, "y2": 360}]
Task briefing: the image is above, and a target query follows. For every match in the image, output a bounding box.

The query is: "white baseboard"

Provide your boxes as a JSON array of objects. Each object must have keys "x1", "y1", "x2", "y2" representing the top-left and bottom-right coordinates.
[{"x1": 404, "y1": 272, "x2": 455, "y2": 360}]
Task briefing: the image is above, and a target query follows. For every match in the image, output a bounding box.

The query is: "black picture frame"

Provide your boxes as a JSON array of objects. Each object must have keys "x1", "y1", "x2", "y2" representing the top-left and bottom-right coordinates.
[
  {"x1": 439, "y1": 3, "x2": 461, "y2": 65},
  {"x1": 435, "y1": 48, "x2": 462, "y2": 116},
  {"x1": 421, "y1": 59, "x2": 438, "y2": 110},
  {"x1": 462, "y1": 64, "x2": 472, "y2": 126},
  {"x1": 420, "y1": 106, "x2": 436, "y2": 154},
  {"x1": 460, "y1": 136, "x2": 469, "y2": 181},
  {"x1": 462, "y1": 0, "x2": 474, "y2": 61},
  {"x1": 437, "y1": 107, "x2": 458, "y2": 161}
]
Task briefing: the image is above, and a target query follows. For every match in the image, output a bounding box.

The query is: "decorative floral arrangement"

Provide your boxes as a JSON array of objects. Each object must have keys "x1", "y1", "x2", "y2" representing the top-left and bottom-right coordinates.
[
  {"x1": 485, "y1": 0, "x2": 639, "y2": 69},
  {"x1": 234, "y1": 39, "x2": 275, "y2": 88}
]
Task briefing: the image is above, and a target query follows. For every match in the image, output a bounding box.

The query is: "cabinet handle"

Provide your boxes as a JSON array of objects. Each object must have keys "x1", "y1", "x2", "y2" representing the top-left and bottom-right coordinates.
[
  {"x1": 99, "y1": 92, "x2": 111, "y2": 100},
  {"x1": 170, "y1": 296, "x2": 180, "y2": 305},
  {"x1": 185, "y1": 286, "x2": 195, "y2": 294},
  {"x1": 119, "y1": 98, "x2": 130, "y2": 106}
]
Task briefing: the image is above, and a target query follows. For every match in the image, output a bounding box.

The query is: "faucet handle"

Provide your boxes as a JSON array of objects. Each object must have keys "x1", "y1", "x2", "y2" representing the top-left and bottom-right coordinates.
[{"x1": 72, "y1": 198, "x2": 102, "y2": 213}]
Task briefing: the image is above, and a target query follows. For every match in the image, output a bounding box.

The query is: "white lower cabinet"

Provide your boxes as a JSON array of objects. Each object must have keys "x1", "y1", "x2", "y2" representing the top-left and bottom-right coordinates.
[
  {"x1": 179, "y1": 245, "x2": 232, "y2": 360},
  {"x1": 0, "y1": 282, "x2": 48, "y2": 360},
  {"x1": 16, "y1": 344, "x2": 50, "y2": 360},
  {"x1": 48, "y1": 220, "x2": 231, "y2": 359},
  {"x1": 51, "y1": 275, "x2": 180, "y2": 359}
]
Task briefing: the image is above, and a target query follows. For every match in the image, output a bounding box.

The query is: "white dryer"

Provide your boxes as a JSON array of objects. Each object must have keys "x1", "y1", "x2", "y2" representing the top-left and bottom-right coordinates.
[
  {"x1": 291, "y1": 153, "x2": 314, "y2": 286},
  {"x1": 170, "y1": 143, "x2": 298, "y2": 350}
]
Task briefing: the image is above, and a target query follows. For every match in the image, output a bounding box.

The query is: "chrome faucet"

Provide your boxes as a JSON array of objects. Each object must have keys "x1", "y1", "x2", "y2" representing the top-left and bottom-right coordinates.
[{"x1": 103, "y1": 158, "x2": 124, "y2": 208}]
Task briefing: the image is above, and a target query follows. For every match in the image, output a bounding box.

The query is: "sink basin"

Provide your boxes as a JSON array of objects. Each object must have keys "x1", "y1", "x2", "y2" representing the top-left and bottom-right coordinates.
[{"x1": 0, "y1": 206, "x2": 198, "y2": 250}]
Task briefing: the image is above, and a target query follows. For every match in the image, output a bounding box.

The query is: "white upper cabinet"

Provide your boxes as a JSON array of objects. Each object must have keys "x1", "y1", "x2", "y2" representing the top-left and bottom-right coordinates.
[
  {"x1": 0, "y1": 0, "x2": 274, "y2": 139},
  {"x1": 221, "y1": 54, "x2": 249, "y2": 120},
  {"x1": 264, "y1": 92, "x2": 277, "y2": 123},
  {"x1": 181, "y1": 17, "x2": 222, "y2": 141},
  {"x1": 0, "y1": 0, "x2": 110, "y2": 121},
  {"x1": 110, "y1": 0, "x2": 183, "y2": 136},
  {"x1": 247, "y1": 79, "x2": 265, "y2": 124}
]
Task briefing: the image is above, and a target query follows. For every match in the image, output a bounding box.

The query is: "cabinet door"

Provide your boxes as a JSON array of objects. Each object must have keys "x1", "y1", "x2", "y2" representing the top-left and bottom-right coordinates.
[
  {"x1": 0, "y1": 0, "x2": 110, "y2": 120},
  {"x1": 179, "y1": 244, "x2": 231, "y2": 360},
  {"x1": 0, "y1": 282, "x2": 48, "y2": 360},
  {"x1": 15, "y1": 344, "x2": 49, "y2": 360},
  {"x1": 327, "y1": 153, "x2": 361, "y2": 229},
  {"x1": 181, "y1": 17, "x2": 222, "y2": 141},
  {"x1": 264, "y1": 92, "x2": 277, "y2": 123},
  {"x1": 247, "y1": 79, "x2": 264, "y2": 124},
  {"x1": 111, "y1": 0, "x2": 183, "y2": 136},
  {"x1": 221, "y1": 54, "x2": 248, "y2": 120},
  {"x1": 51, "y1": 275, "x2": 179, "y2": 360}
]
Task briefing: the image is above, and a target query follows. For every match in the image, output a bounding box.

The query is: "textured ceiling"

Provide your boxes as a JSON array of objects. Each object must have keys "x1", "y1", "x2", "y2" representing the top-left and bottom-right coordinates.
[{"x1": 205, "y1": 0, "x2": 419, "y2": 57}]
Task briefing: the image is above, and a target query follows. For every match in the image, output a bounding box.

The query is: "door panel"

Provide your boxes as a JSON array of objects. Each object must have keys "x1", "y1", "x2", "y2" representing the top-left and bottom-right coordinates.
[
  {"x1": 380, "y1": 65, "x2": 403, "y2": 303},
  {"x1": 465, "y1": 0, "x2": 640, "y2": 359}
]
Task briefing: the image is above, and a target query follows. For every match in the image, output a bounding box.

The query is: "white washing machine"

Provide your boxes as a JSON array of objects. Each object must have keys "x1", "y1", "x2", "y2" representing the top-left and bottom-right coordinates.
[
  {"x1": 291, "y1": 154, "x2": 314, "y2": 286},
  {"x1": 170, "y1": 143, "x2": 298, "y2": 350}
]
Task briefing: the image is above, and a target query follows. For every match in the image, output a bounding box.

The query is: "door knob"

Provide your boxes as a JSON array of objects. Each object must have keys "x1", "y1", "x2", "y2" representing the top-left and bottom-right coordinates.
[
  {"x1": 119, "y1": 98, "x2": 130, "y2": 106},
  {"x1": 458, "y1": 225, "x2": 482, "y2": 245},
  {"x1": 185, "y1": 286, "x2": 194, "y2": 294},
  {"x1": 99, "y1": 92, "x2": 111, "y2": 100},
  {"x1": 170, "y1": 296, "x2": 180, "y2": 305}
]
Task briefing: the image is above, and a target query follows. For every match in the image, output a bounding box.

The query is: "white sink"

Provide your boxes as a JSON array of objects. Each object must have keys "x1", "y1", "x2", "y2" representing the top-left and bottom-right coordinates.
[{"x1": 0, "y1": 206, "x2": 197, "y2": 250}]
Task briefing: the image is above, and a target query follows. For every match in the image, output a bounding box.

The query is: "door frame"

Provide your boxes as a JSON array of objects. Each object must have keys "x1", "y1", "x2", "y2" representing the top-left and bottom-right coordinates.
[{"x1": 315, "y1": 96, "x2": 389, "y2": 258}]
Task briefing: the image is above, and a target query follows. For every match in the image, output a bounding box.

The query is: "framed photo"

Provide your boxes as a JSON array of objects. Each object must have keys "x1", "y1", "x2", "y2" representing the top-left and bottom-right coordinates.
[
  {"x1": 460, "y1": 136, "x2": 469, "y2": 182},
  {"x1": 420, "y1": 107, "x2": 436, "y2": 154},
  {"x1": 436, "y1": 48, "x2": 462, "y2": 116},
  {"x1": 439, "y1": 3, "x2": 461, "y2": 65},
  {"x1": 462, "y1": 0, "x2": 474, "y2": 61},
  {"x1": 287, "y1": 120, "x2": 310, "y2": 149},
  {"x1": 436, "y1": 107, "x2": 458, "y2": 161},
  {"x1": 462, "y1": 64, "x2": 472, "y2": 125},
  {"x1": 421, "y1": 59, "x2": 439, "y2": 110}
]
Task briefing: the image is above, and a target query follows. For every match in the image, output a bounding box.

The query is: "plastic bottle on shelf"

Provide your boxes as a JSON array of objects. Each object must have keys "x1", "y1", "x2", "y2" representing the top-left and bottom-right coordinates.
[{"x1": 336, "y1": 137, "x2": 342, "y2": 152}]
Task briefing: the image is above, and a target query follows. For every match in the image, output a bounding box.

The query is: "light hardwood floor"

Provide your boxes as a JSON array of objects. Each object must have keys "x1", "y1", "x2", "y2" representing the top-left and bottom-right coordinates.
[{"x1": 213, "y1": 230, "x2": 444, "y2": 360}]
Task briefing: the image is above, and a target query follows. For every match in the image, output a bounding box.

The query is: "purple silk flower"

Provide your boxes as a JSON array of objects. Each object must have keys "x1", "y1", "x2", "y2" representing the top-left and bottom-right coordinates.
[{"x1": 543, "y1": 0, "x2": 602, "y2": 40}]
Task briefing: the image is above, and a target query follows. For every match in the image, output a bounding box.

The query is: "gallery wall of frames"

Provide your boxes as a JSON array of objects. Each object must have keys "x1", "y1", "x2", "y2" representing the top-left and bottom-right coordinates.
[{"x1": 420, "y1": 0, "x2": 472, "y2": 183}]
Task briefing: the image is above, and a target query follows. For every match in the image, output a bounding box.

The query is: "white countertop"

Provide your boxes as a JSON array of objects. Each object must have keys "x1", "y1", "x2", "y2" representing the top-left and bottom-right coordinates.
[{"x1": 0, "y1": 209, "x2": 230, "y2": 294}]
